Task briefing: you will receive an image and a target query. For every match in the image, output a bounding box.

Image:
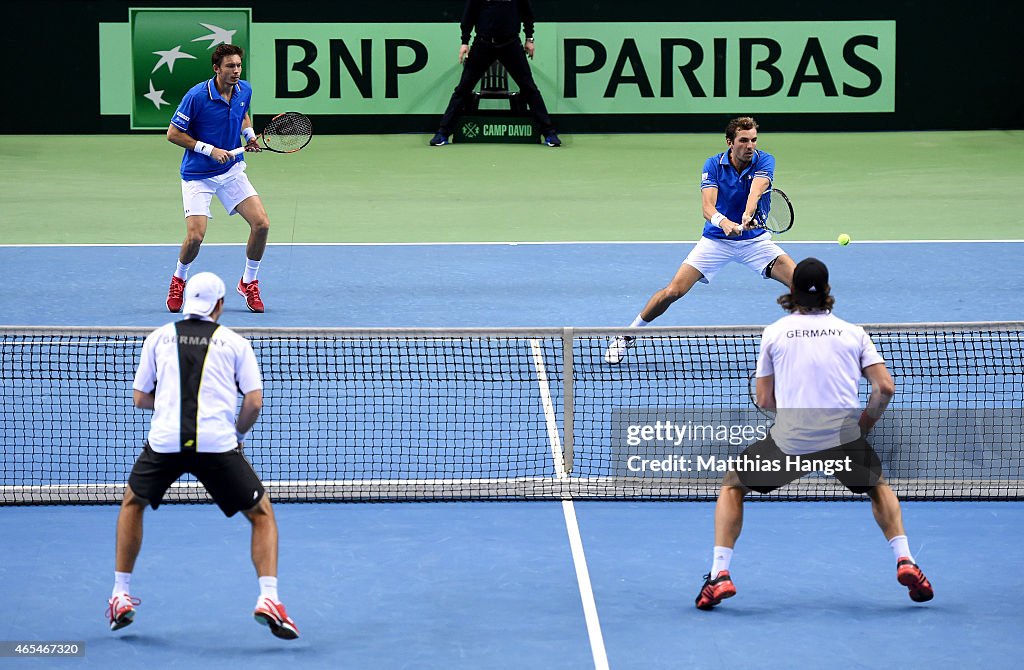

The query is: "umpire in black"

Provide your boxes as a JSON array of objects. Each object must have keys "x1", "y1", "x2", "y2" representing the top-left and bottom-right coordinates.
[{"x1": 429, "y1": 0, "x2": 560, "y2": 147}]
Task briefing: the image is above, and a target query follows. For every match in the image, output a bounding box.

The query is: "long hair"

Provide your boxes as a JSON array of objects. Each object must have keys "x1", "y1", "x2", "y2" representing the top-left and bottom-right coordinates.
[{"x1": 777, "y1": 289, "x2": 835, "y2": 314}]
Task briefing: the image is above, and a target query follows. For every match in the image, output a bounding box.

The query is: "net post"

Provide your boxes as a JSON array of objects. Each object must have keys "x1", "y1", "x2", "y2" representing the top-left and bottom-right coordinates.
[{"x1": 562, "y1": 327, "x2": 575, "y2": 475}]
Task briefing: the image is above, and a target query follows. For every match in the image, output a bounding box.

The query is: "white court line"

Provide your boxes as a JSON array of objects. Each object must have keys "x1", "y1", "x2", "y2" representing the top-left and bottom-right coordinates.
[
  {"x1": 0, "y1": 239, "x2": 1021, "y2": 248},
  {"x1": 529, "y1": 339, "x2": 609, "y2": 670}
]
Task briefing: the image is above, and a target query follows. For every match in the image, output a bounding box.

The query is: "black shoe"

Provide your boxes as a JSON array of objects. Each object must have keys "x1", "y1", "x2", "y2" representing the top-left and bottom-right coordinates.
[
  {"x1": 544, "y1": 132, "x2": 562, "y2": 147},
  {"x1": 429, "y1": 131, "x2": 449, "y2": 146}
]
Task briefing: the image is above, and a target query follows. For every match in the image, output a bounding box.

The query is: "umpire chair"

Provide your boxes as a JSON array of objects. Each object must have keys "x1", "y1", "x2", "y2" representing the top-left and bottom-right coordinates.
[{"x1": 466, "y1": 62, "x2": 527, "y2": 114}]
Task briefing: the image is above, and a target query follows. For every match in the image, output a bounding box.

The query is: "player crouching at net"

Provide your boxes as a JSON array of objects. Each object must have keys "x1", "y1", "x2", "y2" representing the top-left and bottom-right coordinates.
[
  {"x1": 695, "y1": 258, "x2": 934, "y2": 610},
  {"x1": 108, "y1": 272, "x2": 299, "y2": 639},
  {"x1": 165, "y1": 44, "x2": 270, "y2": 314}
]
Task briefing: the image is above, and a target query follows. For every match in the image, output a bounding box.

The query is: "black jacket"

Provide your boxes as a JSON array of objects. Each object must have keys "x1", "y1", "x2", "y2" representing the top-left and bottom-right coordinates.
[{"x1": 460, "y1": 0, "x2": 536, "y2": 44}]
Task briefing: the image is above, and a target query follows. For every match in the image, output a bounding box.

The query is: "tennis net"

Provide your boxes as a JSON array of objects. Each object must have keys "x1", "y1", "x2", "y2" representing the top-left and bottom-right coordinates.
[{"x1": 1, "y1": 323, "x2": 1021, "y2": 504}]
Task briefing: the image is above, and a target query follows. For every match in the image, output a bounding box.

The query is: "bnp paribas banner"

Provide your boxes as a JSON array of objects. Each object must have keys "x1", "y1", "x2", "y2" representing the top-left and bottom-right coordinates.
[
  {"x1": 129, "y1": 9, "x2": 251, "y2": 129},
  {"x1": 109, "y1": 13, "x2": 893, "y2": 127}
]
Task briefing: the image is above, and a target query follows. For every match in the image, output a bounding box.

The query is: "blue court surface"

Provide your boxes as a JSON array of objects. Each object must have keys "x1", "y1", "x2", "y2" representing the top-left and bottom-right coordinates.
[
  {"x1": 1, "y1": 241, "x2": 1021, "y2": 327},
  {"x1": 1, "y1": 241, "x2": 1022, "y2": 669}
]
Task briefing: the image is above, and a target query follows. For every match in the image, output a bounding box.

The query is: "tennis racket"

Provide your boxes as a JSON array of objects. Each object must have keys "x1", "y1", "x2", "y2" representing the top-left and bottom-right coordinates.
[
  {"x1": 229, "y1": 112, "x2": 313, "y2": 156},
  {"x1": 750, "y1": 187, "x2": 794, "y2": 234}
]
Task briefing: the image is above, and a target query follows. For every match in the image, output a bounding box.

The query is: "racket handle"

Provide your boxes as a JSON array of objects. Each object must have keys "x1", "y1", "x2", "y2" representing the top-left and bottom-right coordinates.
[{"x1": 228, "y1": 147, "x2": 245, "y2": 157}]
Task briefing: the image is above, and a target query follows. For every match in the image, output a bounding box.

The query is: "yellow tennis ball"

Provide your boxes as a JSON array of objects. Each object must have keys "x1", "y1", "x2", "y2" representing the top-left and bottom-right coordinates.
[{"x1": 837, "y1": 233, "x2": 851, "y2": 246}]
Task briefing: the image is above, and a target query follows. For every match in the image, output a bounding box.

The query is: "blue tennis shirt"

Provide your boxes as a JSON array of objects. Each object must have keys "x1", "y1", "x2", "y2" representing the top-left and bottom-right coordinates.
[
  {"x1": 699, "y1": 149, "x2": 775, "y2": 241},
  {"x1": 170, "y1": 78, "x2": 252, "y2": 180}
]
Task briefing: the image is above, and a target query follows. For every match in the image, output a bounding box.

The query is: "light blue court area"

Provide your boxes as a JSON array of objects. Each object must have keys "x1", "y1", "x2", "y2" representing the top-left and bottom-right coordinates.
[
  {"x1": 2, "y1": 239, "x2": 1023, "y2": 669},
  {"x1": 1, "y1": 502, "x2": 1021, "y2": 668},
  {"x1": 0, "y1": 504, "x2": 594, "y2": 669},
  {"x1": 578, "y1": 502, "x2": 1024, "y2": 669},
  {"x1": 0, "y1": 241, "x2": 1022, "y2": 327}
]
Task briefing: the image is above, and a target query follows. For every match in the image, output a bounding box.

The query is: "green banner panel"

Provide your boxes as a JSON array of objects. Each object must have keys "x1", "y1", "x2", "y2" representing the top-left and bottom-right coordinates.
[
  {"x1": 112, "y1": 19, "x2": 894, "y2": 120},
  {"x1": 130, "y1": 8, "x2": 251, "y2": 129},
  {"x1": 553, "y1": 21, "x2": 895, "y2": 113},
  {"x1": 250, "y1": 22, "x2": 462, "y2": 115}
]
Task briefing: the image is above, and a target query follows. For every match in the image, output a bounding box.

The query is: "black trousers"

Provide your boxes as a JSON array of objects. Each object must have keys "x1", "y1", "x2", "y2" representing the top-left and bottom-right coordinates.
[{"x1": 437, "y1": 37, "x2": 555, "y2": 135}]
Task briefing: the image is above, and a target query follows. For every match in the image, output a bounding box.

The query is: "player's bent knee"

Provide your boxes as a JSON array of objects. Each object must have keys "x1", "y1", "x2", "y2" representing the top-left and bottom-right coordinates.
[
  {"x1": 721, "y1": 473, "x2": 749, "y2": 494},
  {"x1": 242, "y1": 493, "x2": 273, "y2": 520},
  {"x1": 660, "y1": 286, "x2": 686, "y2": 302},
  {"x1": 865, "y1": 479, "x2": 893, "y2": 501},
  {"x1": 767, "y1": 255, "x2": 795, "y2": 282},
  {"x1": 122, "y1": 486, "x2": 148, "y2": 508}
]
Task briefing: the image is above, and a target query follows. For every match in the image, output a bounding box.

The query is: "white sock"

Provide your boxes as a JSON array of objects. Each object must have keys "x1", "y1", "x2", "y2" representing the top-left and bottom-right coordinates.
[
  {"x1": 629, "y1": 314, "x2": 650, "y2": 328},
  {"x1": 889, "y1": 535, "x2": 913, "y2": 563},
  {"x1": 243, "y1": 258, "x2": 261, "y2": 284},
  {"x1": 174, "y1": 261, "x2": 190, "y2": 280},
  {"x1": 113, "y1": 571, "x2": 132, "y2": 597},
  {"x1": 710, "y1": 546, "x2": 733, "y2": 578},
  {"x1": 258, "y1": 576, "x2": 279, "y2": 601}
]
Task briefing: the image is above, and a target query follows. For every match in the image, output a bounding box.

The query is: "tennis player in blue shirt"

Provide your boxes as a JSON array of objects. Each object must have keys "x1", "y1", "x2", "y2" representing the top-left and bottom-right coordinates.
[
  {"x1": 164, "y1": 44, "x2": 269, "y2": 314},
  {"x1": 605, "y1": 117, "x2": 797, "y2": 363}
]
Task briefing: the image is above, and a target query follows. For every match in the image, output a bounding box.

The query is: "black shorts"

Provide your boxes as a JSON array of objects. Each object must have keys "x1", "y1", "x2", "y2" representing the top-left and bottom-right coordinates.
[
  {"x1": 735, "y1": 434, "x2": 883, "y2": 495},
  {"x1": 128, "y1": 444, "x2": 266, "y2": 517}
]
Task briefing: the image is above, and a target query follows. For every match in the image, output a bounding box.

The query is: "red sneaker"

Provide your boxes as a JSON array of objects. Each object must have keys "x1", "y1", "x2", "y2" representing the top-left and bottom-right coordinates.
[
  {"x1": 166, "y1": 275, "x2": 186, "y2": 312},
  {"x1": 695, "y1": 570, "x2": 737, "y2": 610},
  {"x1": 237, "y1": 279, "x2": 265, "y2": 313},
  {"x1": 897, "y1": 557, "x2": 934, "y2": 602},
  {"x1": 253, "y1": 596, "x2": 299, "y2": 639},
  {"x1": 107, "y1": 592, "x2": 141, "y2": 631}
]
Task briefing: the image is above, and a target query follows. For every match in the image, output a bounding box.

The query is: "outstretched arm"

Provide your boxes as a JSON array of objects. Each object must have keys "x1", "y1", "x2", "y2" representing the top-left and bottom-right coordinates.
[
  {"x1": 703, "y1": 186, "x2": 743, "y2": 237},
  {"x1": 741, "y1": 176, "x2": 772, "y2": 229}
]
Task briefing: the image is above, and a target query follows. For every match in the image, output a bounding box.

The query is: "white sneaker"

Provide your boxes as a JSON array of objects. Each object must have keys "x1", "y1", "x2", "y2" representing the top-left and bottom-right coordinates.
[
  {"x1": 107, "y1": 592, "x2": 140, "y2": 631},
  {"x1": 604, "y1": 335, "x2": 636, "y2": 364}
]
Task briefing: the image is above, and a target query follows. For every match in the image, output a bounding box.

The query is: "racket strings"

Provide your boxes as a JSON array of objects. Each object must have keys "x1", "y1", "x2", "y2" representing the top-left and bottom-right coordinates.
[
  {"x1": 768, "y1": 192, "x2": 793, "y2": 229},
  {"x1": 756, "y1": 189, "x2": 793, "y2": 233},
  {"x1": 263, "y1": 113, "x2": 313, "y2": 152}
]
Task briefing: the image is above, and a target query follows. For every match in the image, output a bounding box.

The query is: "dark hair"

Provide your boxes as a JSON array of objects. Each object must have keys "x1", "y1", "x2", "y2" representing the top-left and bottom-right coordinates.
[
  {"x1": 725, "y1": 116, "x2": 758, "y2": 142},
  {"x1": 212, "y1": 44, "x2": 244, "y2": 67},
  {"x1": 777, "y1": 289, "x2": 835, "y2": 314}
]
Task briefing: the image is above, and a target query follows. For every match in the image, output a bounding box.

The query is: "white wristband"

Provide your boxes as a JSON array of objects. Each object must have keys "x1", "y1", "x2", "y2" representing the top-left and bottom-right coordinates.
[
  {"x1": 193, "y1": 141, "x2": 214, "y2": 156},
  {"x1": 236, "y1": 431, "x2": 247, "y2": 443},
  {"x1": 710, "y1": 212, "x2": 725, "y2": 229},
  {"x1": 242, "y1": 127, "x2": 256, "y2": 143}
]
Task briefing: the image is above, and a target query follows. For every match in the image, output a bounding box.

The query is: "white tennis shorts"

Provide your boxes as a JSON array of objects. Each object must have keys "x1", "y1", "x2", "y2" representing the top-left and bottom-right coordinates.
[
  {"x1": 181, "y1": 162, "x2": 258, "y2": 218},
  {"x1": 683, "y1": 234, "x2": 787, "y2": 284}
]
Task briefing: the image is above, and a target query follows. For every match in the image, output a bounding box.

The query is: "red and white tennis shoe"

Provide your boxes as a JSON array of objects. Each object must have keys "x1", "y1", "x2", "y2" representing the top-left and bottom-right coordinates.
[
  {"x1": 107, "y1": 592, "x2": 141, "y2": 631},
  {"x1": 253, "y1": 596, "x2": 299, "y2": 639},
  {"x1": 166, "y1": 275, "x2": 186, "y2": 312},
  {"x1": 237, "y1": 279, "x2": 265, "y2": 313}
]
